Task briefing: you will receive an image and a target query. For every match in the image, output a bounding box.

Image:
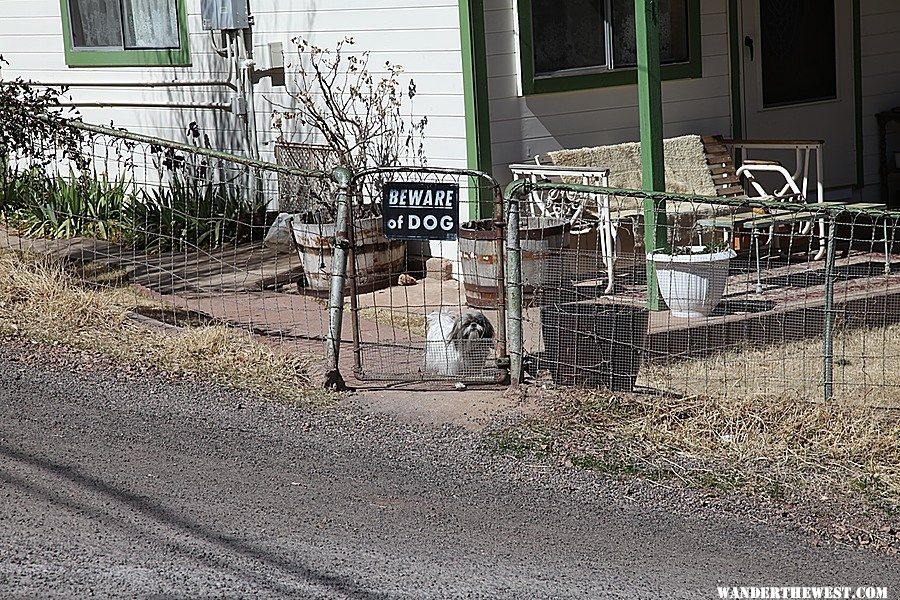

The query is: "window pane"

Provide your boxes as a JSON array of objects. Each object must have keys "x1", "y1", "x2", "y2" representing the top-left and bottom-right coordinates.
[
  {"x1": 531, "y1": 0, "x2": 606, "y2": 75},
  {"x1": 611, "y1": 0, "x2": 689, "y2": 68},
  {"x1": 69, "y1": 0, "x2": 123, "y2": 48},
  {"x1": 760, "y1": 0, "x2": 836, "y2": 108},
  {"x1": 122, "y1": 0, "x2": 180, "y2": 49}
]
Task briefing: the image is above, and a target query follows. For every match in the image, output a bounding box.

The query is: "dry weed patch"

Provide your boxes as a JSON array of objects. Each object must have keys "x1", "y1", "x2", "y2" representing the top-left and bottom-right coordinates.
[
  {"x1": 497, "y1": 388, "x2": 900, "y2": 509},
  {"x1": 640, "y1": 326, "x2": 900, "y2": 409},
  {"x1": 0, "y1": 251, "x2": 324, "y2": 404}
]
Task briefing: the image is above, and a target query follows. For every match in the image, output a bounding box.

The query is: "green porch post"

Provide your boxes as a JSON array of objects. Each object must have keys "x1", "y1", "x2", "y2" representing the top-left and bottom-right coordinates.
[{"x1": 635, "y1": 0, "x2": 667, "y2": 310}]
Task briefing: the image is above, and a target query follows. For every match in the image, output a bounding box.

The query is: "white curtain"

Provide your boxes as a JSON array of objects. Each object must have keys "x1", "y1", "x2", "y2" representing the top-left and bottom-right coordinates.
[
  {"x1": 611, "y1": 0, "x2": 686, "y2": 68},
  {"x1": 122, "y1": 0, "x2": 180, "y2": 49},
  {"x1": 69, "y1": 0, "x2": 123, "y2": 48}
]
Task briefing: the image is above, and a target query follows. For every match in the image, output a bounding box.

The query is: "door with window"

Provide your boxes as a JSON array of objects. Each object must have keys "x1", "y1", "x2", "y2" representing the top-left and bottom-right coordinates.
[{"x1": 740, "y1": 0, "x2": 857, "y2": 191}]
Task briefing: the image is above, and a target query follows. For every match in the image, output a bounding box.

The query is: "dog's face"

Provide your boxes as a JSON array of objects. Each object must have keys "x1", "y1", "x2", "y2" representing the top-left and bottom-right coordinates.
[{"x1": 450, "y1": 311, "x2": 495, "y2": 342}]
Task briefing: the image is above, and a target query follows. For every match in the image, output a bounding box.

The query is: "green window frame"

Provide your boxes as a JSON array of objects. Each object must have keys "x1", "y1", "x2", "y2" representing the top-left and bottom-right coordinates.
[
  {"x1": 517, "y1": 0, "x2": 701, "y2": 94},
  {"x1": 59, "y1": 0, "x2": 191, "y2": 67}
]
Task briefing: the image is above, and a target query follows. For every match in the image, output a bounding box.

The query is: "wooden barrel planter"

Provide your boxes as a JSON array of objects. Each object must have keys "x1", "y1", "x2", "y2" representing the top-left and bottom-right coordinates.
[
  {"x1": 459, "y1": 217, "x2": 569, "y2": 308},
  {"x1": 291, "y1": 216, "x2": 404, "y2": 294}
]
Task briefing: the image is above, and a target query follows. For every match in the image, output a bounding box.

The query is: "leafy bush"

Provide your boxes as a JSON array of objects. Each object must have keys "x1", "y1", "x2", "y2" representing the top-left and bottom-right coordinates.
[
  {"x1": 12, "y1": 170, "x2": 130, "y2": 241},
  {"x1": 7, "y1": 170, "x2": 264, "y2": 252},
  {"x1": 0, "y1": 55, "x2": 87, "y2": 172},
  {"x1": 129, "y1": 175, "x2": 265, "y2": 253},
  {"x1": 2, "y1": 56, "x2": 263, "y2": 252}
]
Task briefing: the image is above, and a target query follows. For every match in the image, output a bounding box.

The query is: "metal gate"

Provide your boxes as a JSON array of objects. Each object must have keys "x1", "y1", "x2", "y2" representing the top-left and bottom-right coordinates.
[{"x1": 330, "y1": 166, "x2": 507, "y2": 385}]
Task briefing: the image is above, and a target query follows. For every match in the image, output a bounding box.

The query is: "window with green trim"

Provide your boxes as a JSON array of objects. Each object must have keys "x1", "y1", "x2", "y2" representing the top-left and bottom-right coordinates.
[
  {"x1": 518, "y1": 0, "x2": 701, "y2": 94},
  {"x1": 61, "y1": 0, "x2": 191, "y2": 67}
]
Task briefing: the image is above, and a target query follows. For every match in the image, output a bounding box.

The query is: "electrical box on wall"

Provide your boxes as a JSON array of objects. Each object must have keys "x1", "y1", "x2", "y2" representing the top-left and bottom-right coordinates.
[{"x1": 201, "y1": 0, "x2": 249, "y2": 30}]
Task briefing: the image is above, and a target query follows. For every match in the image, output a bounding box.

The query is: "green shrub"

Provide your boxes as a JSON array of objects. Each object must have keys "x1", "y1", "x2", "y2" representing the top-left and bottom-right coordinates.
[
  {"x1": 12, "y1": 170, "x2": 129, "y2": 241},
  {"x1": 128, "y1": 175, "x2": 265, "y2": 253}
]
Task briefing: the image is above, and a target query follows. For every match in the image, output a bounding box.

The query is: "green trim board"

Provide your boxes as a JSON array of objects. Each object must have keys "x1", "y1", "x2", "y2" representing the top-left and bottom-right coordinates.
[
  {"x1": 516, "y1": 0, "x2": 702, "y2": 95},
  {"x1": 59, "y1": 0, "x2": 191, "y2": 67},
  {"x1": 458, "y1": 0, "x2": 493, "y2": 219},
  {"x1": 853, "y1": 0, "x2": 864, "y2": 190}
]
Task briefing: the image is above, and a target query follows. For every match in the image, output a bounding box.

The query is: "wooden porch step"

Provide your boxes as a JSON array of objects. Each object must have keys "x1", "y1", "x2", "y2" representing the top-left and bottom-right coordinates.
[
  {"x1": 696, "y1": 211, "x2": 763, "y2": 230},
  {"x1": 815, "y1": 201, "x2": 886, "y2": 210},
  {"x1": 841, "y1": 202, "x2": 887, "y2": 211}
]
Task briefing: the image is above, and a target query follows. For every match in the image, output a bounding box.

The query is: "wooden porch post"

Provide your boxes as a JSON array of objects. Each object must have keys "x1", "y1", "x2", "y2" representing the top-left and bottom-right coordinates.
[{"x1": 635, "y1": 0, "x2": 667, "y2": 310}]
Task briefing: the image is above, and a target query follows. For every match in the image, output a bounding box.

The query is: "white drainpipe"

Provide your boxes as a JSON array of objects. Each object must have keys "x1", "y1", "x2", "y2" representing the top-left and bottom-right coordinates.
[
  {"x1": 57, "y1": 100, "x2": 231, "y2": 110},
  {"x1": 29, "y1": 79, "x2": 236, "y2": 90}
]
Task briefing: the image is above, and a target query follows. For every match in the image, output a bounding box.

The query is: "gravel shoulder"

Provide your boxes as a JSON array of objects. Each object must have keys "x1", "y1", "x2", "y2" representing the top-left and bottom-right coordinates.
[{"x1": 0, "y1": 339, "x2": 897, "y2": 599}]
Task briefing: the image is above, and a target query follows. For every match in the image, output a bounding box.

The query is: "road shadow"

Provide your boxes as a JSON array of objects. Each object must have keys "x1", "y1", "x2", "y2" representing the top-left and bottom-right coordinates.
[{"x1": 0, "y1": 443, "x2": 386, "y2": 599}]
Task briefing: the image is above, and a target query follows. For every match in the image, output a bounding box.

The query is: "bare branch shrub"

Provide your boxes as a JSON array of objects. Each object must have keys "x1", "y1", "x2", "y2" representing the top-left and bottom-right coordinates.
[
  {"x1": 272, "y1": 37, "x2": 427, "y2": 222},
  {"x1": 0, "y1": 55, "x2": 87, "y2": 174}
]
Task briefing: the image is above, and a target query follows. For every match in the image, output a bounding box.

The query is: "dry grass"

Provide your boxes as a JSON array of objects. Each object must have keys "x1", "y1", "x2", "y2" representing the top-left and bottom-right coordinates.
[
  {"x1": 505, "y1": 303, "x2": 900, "y2": 509},
  {"x1": 0, "y1": 251, "x2": 325, "y2": 405},
  {"x1": 639, "y1": 323, "x2": 900, "y2": 408},
  {"x1": 496, "y1": 388, "x2": 900, "y2": 509},
  {"x1": 356, "y1": 305, "x2": 427, "y2": 337}
]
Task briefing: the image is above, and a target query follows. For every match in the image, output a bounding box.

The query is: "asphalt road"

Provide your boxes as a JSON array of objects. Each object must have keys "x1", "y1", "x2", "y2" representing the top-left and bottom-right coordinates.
[{"x1": 0, "y1": 341, "x2": 897, "y2": 599}]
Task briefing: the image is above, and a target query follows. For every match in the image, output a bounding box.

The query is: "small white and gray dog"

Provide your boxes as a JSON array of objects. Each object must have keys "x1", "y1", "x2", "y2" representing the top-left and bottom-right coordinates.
[{"x1": 424, "y1": 309, "x2": 495, "y2": 376}]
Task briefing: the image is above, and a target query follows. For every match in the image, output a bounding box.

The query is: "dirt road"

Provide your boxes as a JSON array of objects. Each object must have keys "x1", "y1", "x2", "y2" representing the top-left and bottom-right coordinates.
[{"x1": 0, "y1": 341, "x2": 896, "y2": 598}]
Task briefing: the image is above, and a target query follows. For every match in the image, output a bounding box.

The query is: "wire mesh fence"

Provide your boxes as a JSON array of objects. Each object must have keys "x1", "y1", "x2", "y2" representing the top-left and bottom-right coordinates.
[
  {"x1": 506, "y1": 178, "x2": 900, "y2": 405},
  {"x1": 8, "y1": 112, "x2": 900, "y2": 400},
  {"x1": 345, "y1": 167, "x2": 507, "y2": 383},
  {"x1": 0, "y1": 114, "x2": 336, "y2": 361}
]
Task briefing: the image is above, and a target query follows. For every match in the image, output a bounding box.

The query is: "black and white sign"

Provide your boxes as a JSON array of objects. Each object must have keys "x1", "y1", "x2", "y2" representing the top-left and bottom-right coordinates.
[{"x1": 382, "y1": 182, "x2": 459, "y2": 241}]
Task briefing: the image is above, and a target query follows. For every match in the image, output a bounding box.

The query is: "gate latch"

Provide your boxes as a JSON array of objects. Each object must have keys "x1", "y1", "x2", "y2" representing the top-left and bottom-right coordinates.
[{"x1": 330, "y1": 236, "x2": 352, "y2": 250}]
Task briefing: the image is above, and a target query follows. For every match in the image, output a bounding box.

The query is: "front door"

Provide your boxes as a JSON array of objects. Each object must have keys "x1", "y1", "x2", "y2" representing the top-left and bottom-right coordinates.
[{"x1": 740, "y1": 0, "x2": 857, "y2": 191}]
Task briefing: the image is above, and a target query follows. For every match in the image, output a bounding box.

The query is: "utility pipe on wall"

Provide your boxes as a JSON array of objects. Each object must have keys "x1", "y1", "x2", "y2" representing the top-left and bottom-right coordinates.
[
  {"x1": 28, "y1": 80, "x2": 236, "y2": 90},
  {"x1": 237, "y1": 29, "x2": 260, "y2": 160},
  {"x1": 58, "y1": 100, "x2": 231, "y2": 110}
]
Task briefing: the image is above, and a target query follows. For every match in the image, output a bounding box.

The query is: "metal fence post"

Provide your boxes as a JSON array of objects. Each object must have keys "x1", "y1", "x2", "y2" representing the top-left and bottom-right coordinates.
[
  {"x1": 506, "y1": 190, "x2": 523, "y2": 385},
  {"x1": 823, "y1": 213, "x2": 837, "y2": 401},
  {"x1": 324, "y1": 166, "x2": 352, "y2": 390},
  {"x1": 493, "y1": 186, "x2": 507, "y2": 368}
]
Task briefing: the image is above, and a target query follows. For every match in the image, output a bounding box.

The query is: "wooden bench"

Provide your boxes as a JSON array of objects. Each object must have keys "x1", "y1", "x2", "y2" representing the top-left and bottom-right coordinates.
[{"x1": 511, "y1": 135, "x2": 890, "y2": 294}]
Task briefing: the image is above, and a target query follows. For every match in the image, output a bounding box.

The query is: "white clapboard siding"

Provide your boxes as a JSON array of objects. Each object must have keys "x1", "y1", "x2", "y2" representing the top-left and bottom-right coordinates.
[
  {"x1": 0, "y1": 0, "x2": 468, "y2": 168},
  {"x1": 483, "y1": 0, "x2": 733, "y2": 181}
]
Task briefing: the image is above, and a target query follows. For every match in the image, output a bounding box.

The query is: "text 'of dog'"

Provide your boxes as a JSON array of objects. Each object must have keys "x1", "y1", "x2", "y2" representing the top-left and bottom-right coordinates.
[{"x1": 385, "y1": 213, "x2": 455, "y2": 233}]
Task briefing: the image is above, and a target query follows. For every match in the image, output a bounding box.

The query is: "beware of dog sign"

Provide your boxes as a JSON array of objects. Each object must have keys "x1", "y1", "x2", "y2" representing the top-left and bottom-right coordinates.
[{"x1": 382, "y1": 182, "x2": 459, "y2": 241}]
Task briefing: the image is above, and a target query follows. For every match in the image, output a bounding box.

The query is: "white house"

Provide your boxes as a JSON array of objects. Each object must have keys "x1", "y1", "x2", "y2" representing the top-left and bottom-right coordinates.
[{"x1": 2, "y1": 0, "x2": 900, "y2": 217}]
